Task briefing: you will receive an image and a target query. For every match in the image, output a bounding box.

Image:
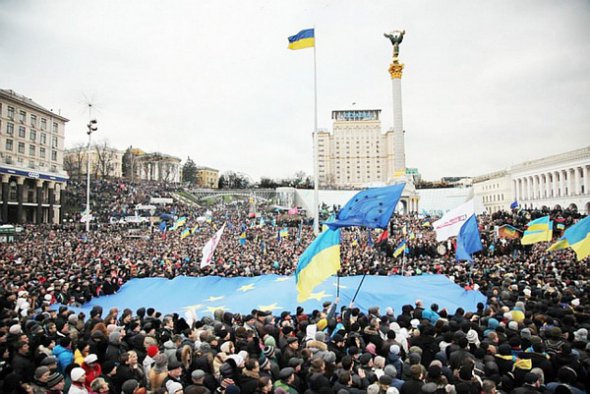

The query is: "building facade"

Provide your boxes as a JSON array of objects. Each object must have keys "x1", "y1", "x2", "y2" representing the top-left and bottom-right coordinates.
[
  {"x1": 64, "y1": 145, "x2": 124, "y2": 179},
  {"x1": 472, "y1": 171, "x2": 512, "y2": 213},
  {"x1": 315, "y1": 109, "x2": 398, "y2": 188},
  {"x1": 195, "y1": 166, "x2": 219, "y2": 188},
  {"x1": 0, "y1": 89, "x2": 68, "y2": 224},
  {"x1": 472, "y1": 147, "x2": 590, "y2": 214},
  {"x1": 135, "y1": 152, "x2": 182, "y2": 183},
  {"x1": 511, "y1": 147, "x2": 590, "y2": 213}
]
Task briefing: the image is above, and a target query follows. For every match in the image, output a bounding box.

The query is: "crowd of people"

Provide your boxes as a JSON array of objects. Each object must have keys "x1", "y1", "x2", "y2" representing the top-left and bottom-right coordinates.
[{"x1": 0, "y1": 178, "x2": 588, "y2": 394}]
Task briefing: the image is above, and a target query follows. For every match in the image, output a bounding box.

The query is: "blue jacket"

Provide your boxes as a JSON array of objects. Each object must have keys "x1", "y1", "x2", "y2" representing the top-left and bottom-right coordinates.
[{"x1": 53, "y1": 344, "x2": 74, "y2": 373}]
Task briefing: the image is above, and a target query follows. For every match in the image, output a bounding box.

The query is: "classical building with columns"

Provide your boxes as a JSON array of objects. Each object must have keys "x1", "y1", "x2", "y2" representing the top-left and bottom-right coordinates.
[
  {"x1": 135, "y1": 152, "x2": 182, "y2": 183},
  {"x1": 0, "y1": 89, "x2": 68, "y2": 224},
  {"x1": 472, "y1": 147, "x2": 590, "y2": 214},
  {"x1": 512, "y1": 147, "x2": 589, "y2": 213}
]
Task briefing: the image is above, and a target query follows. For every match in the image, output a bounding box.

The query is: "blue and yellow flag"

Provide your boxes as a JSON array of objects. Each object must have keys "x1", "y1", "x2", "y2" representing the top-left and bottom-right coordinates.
[
  {"x1": 295, "y1": 228, "x2": 341, "y2": 302},
  {"x1": 279, "y1": 228, "x2": 289, "y2": 239},
  {"x1": 521, "y1": 216, "x2": 552, "y2": 245},
  {"x1": 239, "y1": 232, "x2": 247, "y2": 246},
  {"x1": 393, "y1": 240, "x2": 407, "y2": 258},
  {"x1": 180, "y1": 227, "x2": 190, "y2": 239},
  {"x1": 171, "y1": 216, "x2": 187, "y2": 231},
  {"x1": 547, "y1": 216, "x2": 590, "y2": 261},
  {"x1": 288, "y1": 28, "x2": 315, "y2": 50}
]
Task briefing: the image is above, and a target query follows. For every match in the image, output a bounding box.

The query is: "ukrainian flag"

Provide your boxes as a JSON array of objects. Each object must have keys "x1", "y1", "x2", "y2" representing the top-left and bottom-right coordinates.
[
  {"x1": 191, "y1": 224, "x2": 199, "y2": 234},
  {"x1": 172, "y1": 216, "x2": 187, "y2": 230},
  {"x1": 180, "y1": 227, "x2": 190, "y2": 239},
  {"x1": 521, "y1": 216, "x2": 552, "y2": 245},
  {"x1": 288, "y1": 28, "x2": 315, "y2": 50},
  {"x1": 239, "y1": 232, "x2": 247, "y2": 246},
  {"x1": 279, "y1": 228, "x2": 289, "y2": 239},
  {"x1": 547, "y1": 216, "x2": 590, "y2": 261},
  {"x1": 393, "y1": 240, "x2": 407, "y2": 258},
  {"x1": 295, "y1": 228, "x2": 341, "y2": 302}
]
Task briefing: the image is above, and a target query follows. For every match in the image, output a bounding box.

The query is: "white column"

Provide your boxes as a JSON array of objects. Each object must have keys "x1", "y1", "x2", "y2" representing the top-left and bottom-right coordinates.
[
  {"x1": 513, "y1": 180, "x2": 518, "y2": 202},
  {"x1": 583, "y1": 165, "x2": 588, "y2": 195},
  {"x1": 559, "y1": 170, "x2": 565, "y2": 197},
  {"x1": 574, "y1": 167, "x2": 581, "y2": 195},
  {"x1": 391, "y1": 77, "x2": 406, "y2": 174},
  {"x1": 568, "y1": 169, "x2": 574, "y2": 196},
  {"x1": 552, "y1": 171, "x2": 558, "y2": 198},
  {"x1": 525, "y1": 177, "x2": 530, "y2": 201},
  {"x1": 545, "y1": 173, "x2": 551, "y2": 199}
]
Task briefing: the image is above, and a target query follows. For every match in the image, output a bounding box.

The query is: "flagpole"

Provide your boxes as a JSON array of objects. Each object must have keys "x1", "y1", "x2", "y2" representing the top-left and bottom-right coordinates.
[{"x1": 312, "y1": 26, "x2": 320, "y2": 236}]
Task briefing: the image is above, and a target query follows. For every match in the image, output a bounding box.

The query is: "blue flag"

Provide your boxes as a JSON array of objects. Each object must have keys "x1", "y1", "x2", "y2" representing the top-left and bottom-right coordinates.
[
  {"x1": 456, "y1": 214, "x2": 483, "y2": 262},
  {"x1": 510, "y1": 201, "x2": 519, "y2": 209},
  {"x1": 326, "y1": 184, "x2": 405, "y2": 229},
  {"x1": 159, "y1": 222, "x2": 167, "y2": 232}
]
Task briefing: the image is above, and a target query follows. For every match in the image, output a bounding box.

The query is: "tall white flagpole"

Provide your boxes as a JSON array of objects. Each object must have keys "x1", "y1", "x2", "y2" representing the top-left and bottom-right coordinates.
[{"x1": 312, "y1": 27, "x2": 320, "y2": 235}]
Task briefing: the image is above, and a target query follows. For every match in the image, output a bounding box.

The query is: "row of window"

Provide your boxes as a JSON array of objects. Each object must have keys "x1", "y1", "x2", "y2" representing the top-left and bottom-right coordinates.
[
  {"x1": 5, "y1": 139, "x2": 57, "y2": 161},
  {"x1": 484, "y1": 194, "x2": 504, "y2": 203},
  {"x1": 3, "y1": 155, "x2": 57, "y2": 172},
  {"x1": 3, "y1": 122, "x2": 58, "y2": 147},
  {"x1": 2, "y1": 105, "x2": 59, "y2": 132}
]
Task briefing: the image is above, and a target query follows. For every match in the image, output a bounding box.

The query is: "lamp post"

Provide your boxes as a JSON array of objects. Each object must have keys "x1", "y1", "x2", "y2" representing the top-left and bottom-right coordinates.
[{"x1": 85, "y1": 119, "x2": 98, "y2": 232}]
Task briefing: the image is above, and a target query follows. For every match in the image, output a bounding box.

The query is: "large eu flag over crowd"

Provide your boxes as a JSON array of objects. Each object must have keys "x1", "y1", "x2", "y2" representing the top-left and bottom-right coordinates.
[{"x1": 69, "y1": 274, "x2": 486, "y2": 318}]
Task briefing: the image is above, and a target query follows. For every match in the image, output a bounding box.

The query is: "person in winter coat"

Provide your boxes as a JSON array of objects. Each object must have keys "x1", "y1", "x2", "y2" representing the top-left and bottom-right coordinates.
[
  {"x1": 104, "y1": 331, "x2": 124, "y2": 363},
  {"x1": 81, "y1": 354, "x2": 102, "y2": 391},
  {"x1": 53, "y1": 337, "x2": 74, "y2": 374}
]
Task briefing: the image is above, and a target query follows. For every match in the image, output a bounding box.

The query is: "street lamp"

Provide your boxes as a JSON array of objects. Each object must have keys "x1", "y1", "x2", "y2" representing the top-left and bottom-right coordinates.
[{"x1": 85, "y1": 119, "x2": 98, "y2": 232}]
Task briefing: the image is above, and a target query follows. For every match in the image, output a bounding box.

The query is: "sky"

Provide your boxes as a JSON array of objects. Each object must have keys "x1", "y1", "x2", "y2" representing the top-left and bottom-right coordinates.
[{"x1": 1, "y1": 0, "x2": 588, "y2": 182}]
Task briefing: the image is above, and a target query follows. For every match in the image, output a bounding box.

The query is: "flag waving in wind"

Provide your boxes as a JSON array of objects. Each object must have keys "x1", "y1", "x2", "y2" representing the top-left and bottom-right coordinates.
[
  {"x1": 295, "y1": 228, "x2": 341, "y2": 302},
  {"x1": 200, "y1": 224, "x2": 226, "y2": 268},
  {"x1": 325, "y1": 184, "x2": 405, "y2": 230},
  {"x1": 547, "y1": 216, "x2": 590, "y2": 261},
  {"x1": 288, "y1": 28, "x2": 315, "y2": 50},
  {"x1": 433, "y1": 200, "x2": 475, "y2": 242},
  {"x1": 455, "y1": 215, "x2": 483, "y2": 262}
]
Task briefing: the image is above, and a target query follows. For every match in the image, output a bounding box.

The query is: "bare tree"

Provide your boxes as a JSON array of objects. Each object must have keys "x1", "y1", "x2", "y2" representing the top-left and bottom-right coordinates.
[
  {"x1": 63, "y1": 143, "x2": 87, "y2": 182},
  {"x1": 95, "y1": 140, "x2": 117, "y2": 179}
]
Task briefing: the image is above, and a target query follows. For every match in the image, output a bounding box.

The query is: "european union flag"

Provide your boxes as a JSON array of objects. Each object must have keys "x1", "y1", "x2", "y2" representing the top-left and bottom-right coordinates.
[
  {"x1": 326, "y1": 184, "x2": 405, "y2": 230},
  {"x1": 456, "y1": 214, "x2": 483, "y2": 262},
  {"x1": 510, "y1": 200, "x2": 519, "y2": 209}
]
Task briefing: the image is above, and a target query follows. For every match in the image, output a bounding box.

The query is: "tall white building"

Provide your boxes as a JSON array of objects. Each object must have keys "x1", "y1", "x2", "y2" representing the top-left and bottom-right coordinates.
[{"x1": 315, "y1": 109, "x2": 396, "y2": 188}]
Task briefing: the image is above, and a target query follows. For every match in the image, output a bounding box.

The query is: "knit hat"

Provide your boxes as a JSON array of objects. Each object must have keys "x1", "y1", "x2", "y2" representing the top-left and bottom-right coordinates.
[
  {"x1": 225, "y1": 385, "x2": 241, "y2": 394},
  {"x1": 9, "y1": 324, "x2": 22, "y2": 335},
  {"x1": 109, "y1": 331, "x2": 121, "y2": 343},
  {"x1": 315, "y1": 331, "x2": 327, "y2": 342},
  {"x1": 192, "y1": 369, "x2": 206, "y2": 380},
  {"x1": 367, "y1": 384, "x2": 380, "y2": 394},
  {"x1": 122, "y1": 379, "x2": 139, "y2": 394},
  {"x1": 279, "y1": 367, "x2": 294, "y2": 380},
  {"x1": 466, "y1": 330, "x2": 480, "y2": 345},
  {"x1": 508, "y1": 321, "x2": 519, "y2": 331},
  {"x1": 263, "y1": 345, "x2": 274, "y2": 358},
  {"x1": 379, "y1": 375, "x2": 393, "y2": 385},
  {"x1": 389, "y1": 344, "x2": 401, "y2": 355},
  {"x1": 34, "y1": 366, "x2": 50, "y2": 380},
  {"x1": 40, "y1": 356, "x2": 58, "y2": 366},
  {"x1": 84, "y1": 354, "x2": 98, "y2": 364},
  {"x1": 166, "y1": 380, "x2": 183, "y2": 394},
  {"x1": 359, "y1": 353, "x2": 372, "y2": 365},
  {"x1": 70, "y1": 367, "x2": 85, "y2": 382},
  {"x1": 574, "y1": 328, "x2": 588, "y2": 342},
  {"x1": 168, "y1": 359, "x2": 182, "y2": 370},
  {"x1": 147, "y1": 345, "x2": 159, "y2": 358},
  {"x1": 46, "y1": 372, "x2": 64, "y2": 388}
]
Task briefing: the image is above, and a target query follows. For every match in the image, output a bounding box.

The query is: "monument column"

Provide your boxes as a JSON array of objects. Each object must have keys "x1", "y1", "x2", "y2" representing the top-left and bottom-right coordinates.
[
  {"x1": 386, "y1": 30, "x2": 407, "y2": 177},
  {"x1": 583, "y1": 165, "x2": 588, "y2": 194}
]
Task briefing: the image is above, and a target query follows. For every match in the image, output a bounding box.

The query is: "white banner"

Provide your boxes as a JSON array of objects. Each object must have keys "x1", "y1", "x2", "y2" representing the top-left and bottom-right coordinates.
[
  {"x1": 433, "y1": 199, "x2": 474, "y2": 242},
  {"x1": 200, "y1": 224, "x2": 226, "y2": 268}
]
